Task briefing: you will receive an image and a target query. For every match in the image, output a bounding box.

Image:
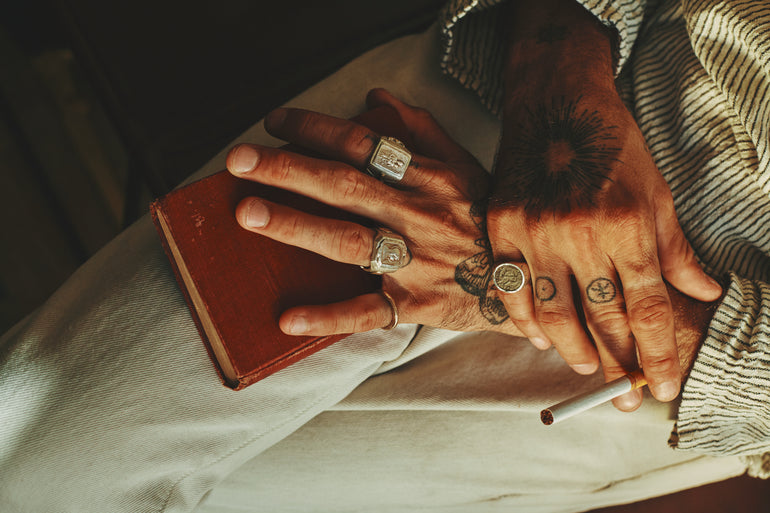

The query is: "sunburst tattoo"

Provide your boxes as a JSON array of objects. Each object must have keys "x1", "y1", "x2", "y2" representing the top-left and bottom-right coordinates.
[{"x1": 496, "y1": 96, "x2": 621, "y2": 217}]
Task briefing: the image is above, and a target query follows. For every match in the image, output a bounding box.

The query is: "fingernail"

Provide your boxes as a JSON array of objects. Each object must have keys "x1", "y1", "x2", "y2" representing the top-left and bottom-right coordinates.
[
  {"x1": 653, "y1": 380, "x2": 680, "y2": 402},
  {"x1": 245, "y1": 199, "x2": 269, "y2": 228},
  {"x1": 570, "y1": 362, "x2": 598, "y2": 375},
  {"x1": 265, "y1": 108, "x2": 287, "y2": 129},
  {"x1": 229, "y1": 145, "x2": 259, "y2": 174},
  {"x1": 287, "y1": 316, "x2": 308, "y2": 334},
  {"x1": 531, "y1": 337, "x2": 551, "y2": 350},
  {"x1": 707, "y1": 276, "x2": 723, "y2": 294},
  {"x1": 613, "y1": 389, "x2": 642, "y2": 411}
]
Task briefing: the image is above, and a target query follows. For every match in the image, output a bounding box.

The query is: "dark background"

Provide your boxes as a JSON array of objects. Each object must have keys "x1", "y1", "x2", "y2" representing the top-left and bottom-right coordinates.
[{"x1": 0, "y1": 0, "x2": 443, "y2": 333}]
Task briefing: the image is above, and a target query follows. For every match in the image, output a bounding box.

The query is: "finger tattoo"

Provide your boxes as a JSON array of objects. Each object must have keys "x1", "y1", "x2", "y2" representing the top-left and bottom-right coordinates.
[
  {"x1": 454, "y1": 200, "x2": 509, "y2": 325},
  {"x1": 535, "y1": 276, "x2": 557, "y2": 302},
  {"x1": 586, "y1": 277, "x2": 617, "y2": 303}
]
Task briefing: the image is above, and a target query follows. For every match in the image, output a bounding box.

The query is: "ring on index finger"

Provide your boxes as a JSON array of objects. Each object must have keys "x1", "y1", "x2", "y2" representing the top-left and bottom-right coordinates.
[
  {"x1": 493, "y1": 262, "x2": 529, "y2": 294},
  {"x1": 360, "y1": 227, "x2": 412, "y2": 274},
  {"x1": 366, "y1": 136, "x2": 412, "y2": 183}
]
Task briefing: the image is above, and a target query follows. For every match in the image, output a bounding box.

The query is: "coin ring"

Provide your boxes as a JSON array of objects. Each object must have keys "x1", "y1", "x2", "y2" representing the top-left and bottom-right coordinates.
[{"x1": 493, "y1": 263, "x2": 527, "y2": 294}]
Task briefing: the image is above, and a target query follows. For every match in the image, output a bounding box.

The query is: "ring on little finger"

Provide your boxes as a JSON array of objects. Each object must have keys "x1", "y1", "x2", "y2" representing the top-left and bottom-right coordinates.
[
  {"x1": 360, "y1": 227, "x2": 411, "y2": 274},
  {"x1": 493, "y1": 262, "x2": 529, "y2": 294},
  {"x1": 380, "y1": 290, "x2": 399, "y2": 330},
  {"x1": 366, "y1": 136, "x2": 412, "y2": 183}
]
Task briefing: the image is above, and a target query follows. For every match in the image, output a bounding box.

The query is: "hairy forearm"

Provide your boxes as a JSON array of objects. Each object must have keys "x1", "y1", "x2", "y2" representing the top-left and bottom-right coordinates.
[
  {"x1": 501, "y1": 0, "x2": 616, "y2": 110},
  {"x1": 666, "y1": 282, "x2": 721, "y2": 377}
]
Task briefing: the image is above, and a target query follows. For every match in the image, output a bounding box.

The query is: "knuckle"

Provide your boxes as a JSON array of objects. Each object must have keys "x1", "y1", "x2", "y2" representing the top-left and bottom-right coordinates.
[
  {"x1": 610, "y1": 212, "x2": 650, "y2": 243},
  {"x1": 438, "y1": 210, "x2": 461, "y2": 234},
  {"x1": 537, "y1": 306, "x2": 573, "y2": 330},
  {"x1": 331, "y1": 169, "x2": 370, "y2": 204},
  {"x1": 562, "y1": 210, "x2": 594, "y2": 230},
  {"x1": 278, "y1": 214, "x2": 306, "y2": 240},
  {"x1": 640, "y1": 354, "x2": 679, "y2": 376},
  {"x1": 602, "y1": 362, "x2": 635, "y2": 379},
  {"x1": 509, "y1": 314, "x2": 539, "y2": 333},
  {"x1": 559, "y1": 214, "x2": 597, "y2": 248},
  {"x1": 507, "y1": 307, "x2": 537, "y2": 327},
  {"x1": 485, "y1": 207, "x2": 506, "y2": 235},
  {"x1": 425, "y1": 165, "x2": 459, "y2": 191},
  {"x1": 351, "y1": 301, "x2": 383, "y2": 331},
  {"x1": 295, "y1": 111, "x2": 316, "y2": 136},
  {"x1": 334, "y1": 226, "x2": 371, "y2": 262},
  {"x1": 486, "y1": 207, "x2": 526, "y2": 241},
  {"x1": 411, "y1": 106, "x2": 435, "y2": 125},
  {"x1": 265, "y1": 151, "x2": 295, "y2": 184},
  {"x1": 628, "y1": 294, "x2": 672, "y2": 333},
  {"x1": 341, "y1": 124, "x2": 376, "y2": 162},
  {"x1": 528, "y1": 222, "x2": 552, "y2": 247},
  {"x1": 590, "y1": 308, "x2": 629, "y2": 338}
]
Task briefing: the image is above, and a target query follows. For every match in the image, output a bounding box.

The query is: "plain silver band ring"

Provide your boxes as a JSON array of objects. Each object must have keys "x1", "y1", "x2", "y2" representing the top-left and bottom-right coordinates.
[{"x1": 381, "y1": 290, "x2": 399, "y2": 330}]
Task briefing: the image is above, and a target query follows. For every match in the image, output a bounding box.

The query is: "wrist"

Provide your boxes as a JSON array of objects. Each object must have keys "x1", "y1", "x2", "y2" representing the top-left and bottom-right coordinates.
[
  {"x1": 667, "y1": 280, "x2": 723, "y2": 377},
  {"x1": 501, "y1": 0, "x2": 616, "y2": 112}
]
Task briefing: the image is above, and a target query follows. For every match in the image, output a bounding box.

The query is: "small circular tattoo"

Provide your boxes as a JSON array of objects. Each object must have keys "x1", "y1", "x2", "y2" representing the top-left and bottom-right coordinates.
[
  {"x1": 535, "y1": 277, "x2": 556, "y2": 301},
  {"x1": 586, "y1": 278, "x2": 617, "y2": 303}
]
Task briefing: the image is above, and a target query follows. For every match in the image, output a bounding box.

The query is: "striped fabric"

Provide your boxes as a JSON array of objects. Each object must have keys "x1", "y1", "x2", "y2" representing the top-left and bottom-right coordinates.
[{"x1": 439, "y1": 0, "x2": 770, "y2": 477}]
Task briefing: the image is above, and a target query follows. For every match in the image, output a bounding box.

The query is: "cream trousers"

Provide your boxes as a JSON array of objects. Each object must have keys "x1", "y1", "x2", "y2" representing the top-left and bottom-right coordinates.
[{"x1": 0, "y1": 25, "x2": 745, "y2": 513}]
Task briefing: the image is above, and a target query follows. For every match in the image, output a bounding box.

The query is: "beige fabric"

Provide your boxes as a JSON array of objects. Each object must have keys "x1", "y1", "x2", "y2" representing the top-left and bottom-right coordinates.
[
  {"x1": 191, "y1": 25, "x2": 745, "y2": 513},
  {"x1": 0, "y1": 18, "x2": 748, "y2": 513}
]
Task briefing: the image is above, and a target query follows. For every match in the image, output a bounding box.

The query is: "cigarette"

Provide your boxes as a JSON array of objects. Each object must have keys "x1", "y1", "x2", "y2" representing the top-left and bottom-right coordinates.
[{"x1": 540, "y1": 370, "x2": 647, "y2": 425}]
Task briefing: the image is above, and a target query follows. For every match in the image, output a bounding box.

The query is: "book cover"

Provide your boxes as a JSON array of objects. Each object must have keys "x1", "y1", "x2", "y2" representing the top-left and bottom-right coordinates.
[{"x1": 151, "y1": 106, "x2": 408, "y2": 389}]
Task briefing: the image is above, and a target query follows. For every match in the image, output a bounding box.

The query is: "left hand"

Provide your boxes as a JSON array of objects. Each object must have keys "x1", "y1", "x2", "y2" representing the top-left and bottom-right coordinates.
[
  {"x1": 225, "y1": 89, "x2": 524, "y2": 338},
  {"x1": 488, "y1": 0, "x2": 724, "y2": 409}
]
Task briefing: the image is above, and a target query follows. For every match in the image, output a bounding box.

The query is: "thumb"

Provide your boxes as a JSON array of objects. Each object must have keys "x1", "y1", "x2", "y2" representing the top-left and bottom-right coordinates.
[{"x1": 656, "y1": 195, "x2": 722, "y2": 301}]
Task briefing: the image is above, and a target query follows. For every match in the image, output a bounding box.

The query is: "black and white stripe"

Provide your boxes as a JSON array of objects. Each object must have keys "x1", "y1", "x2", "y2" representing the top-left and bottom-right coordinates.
[{"x1": 440, "y1": 0, "x2": 770, "y2": 476}]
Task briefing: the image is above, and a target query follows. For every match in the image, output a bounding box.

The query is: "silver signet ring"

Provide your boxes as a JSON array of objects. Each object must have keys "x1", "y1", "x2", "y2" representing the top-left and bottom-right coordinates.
[
  {"x1": 366, "y1": 136, "x2": 412, "y2": 183},
  {"x1": 361, "y1": 228, "x2": 411, "y2": 274}
]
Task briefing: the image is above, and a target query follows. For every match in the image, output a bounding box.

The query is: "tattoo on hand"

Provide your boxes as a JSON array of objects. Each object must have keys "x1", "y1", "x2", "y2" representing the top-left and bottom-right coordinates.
[
  {"x1": 536, "y1": 24, "x2": 568, "y2": 44},
  {"x1": 496, "y1": 96, "x2": 621, "y2": 217},
  {"x1": 586, "y1": 277, "x2": 616, "y2": 303},
  {"x1": 454, "y1": 200, "x2": 509, "y2": 325},
  {"x1": 535, "y1": 277, "x2": 556, "y2": 302}
]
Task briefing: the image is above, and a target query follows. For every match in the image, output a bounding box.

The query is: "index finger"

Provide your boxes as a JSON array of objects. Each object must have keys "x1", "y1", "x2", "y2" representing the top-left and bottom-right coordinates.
[
  {"x1": 261, "y1": 107, "x2": 439, "y2": 189},
  {"x1": 264, "y1": 108, "x2": 379, "y2": 169}
]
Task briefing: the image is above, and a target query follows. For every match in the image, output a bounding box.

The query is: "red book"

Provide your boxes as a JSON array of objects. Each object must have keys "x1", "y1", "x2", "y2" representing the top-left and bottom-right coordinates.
[{"x1": 150, "y1": 106, "x2": 409, "y2": 389}]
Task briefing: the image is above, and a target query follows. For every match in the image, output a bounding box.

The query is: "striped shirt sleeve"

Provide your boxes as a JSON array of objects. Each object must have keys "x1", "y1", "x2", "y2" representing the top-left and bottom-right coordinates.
[
  {"x1": 440, "y1": 0, "x2": 770, "y2": 473},
  {"x1": 438, "y1": 0, "x2": 647, "y2": 114},
  {"x1": 668, "y1": 0, "x2": 770, "y2": 477},
  {"x1": 673, "y1": 274, "x2": 770, "y2": 478}
]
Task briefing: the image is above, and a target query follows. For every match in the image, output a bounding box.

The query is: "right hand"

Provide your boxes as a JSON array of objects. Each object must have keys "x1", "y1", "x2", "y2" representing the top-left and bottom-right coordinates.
[
  {"x1": 226, "y1": 89, "x2": 524, "y2": 338},
  {"x1": 487, "y1": 0, "x2": 723, "y2": 410}
]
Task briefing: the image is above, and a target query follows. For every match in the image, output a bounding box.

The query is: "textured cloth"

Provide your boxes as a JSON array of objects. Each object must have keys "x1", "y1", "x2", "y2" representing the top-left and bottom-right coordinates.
[
  {"x1": 0, "y1": 3, "x2": 764, "y2": 513},
  {"x1": 439, "y1": 0, "x2": 770, "y2": 476}
]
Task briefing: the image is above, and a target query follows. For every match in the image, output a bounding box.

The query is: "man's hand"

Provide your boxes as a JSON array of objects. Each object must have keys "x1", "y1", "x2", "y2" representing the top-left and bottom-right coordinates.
[
  {"x1": 489, "y1": 0, "x2": 723, "y2": 410},
  {"x1": 226, "y1": 89, "x2": 524, "y2": 338}
]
